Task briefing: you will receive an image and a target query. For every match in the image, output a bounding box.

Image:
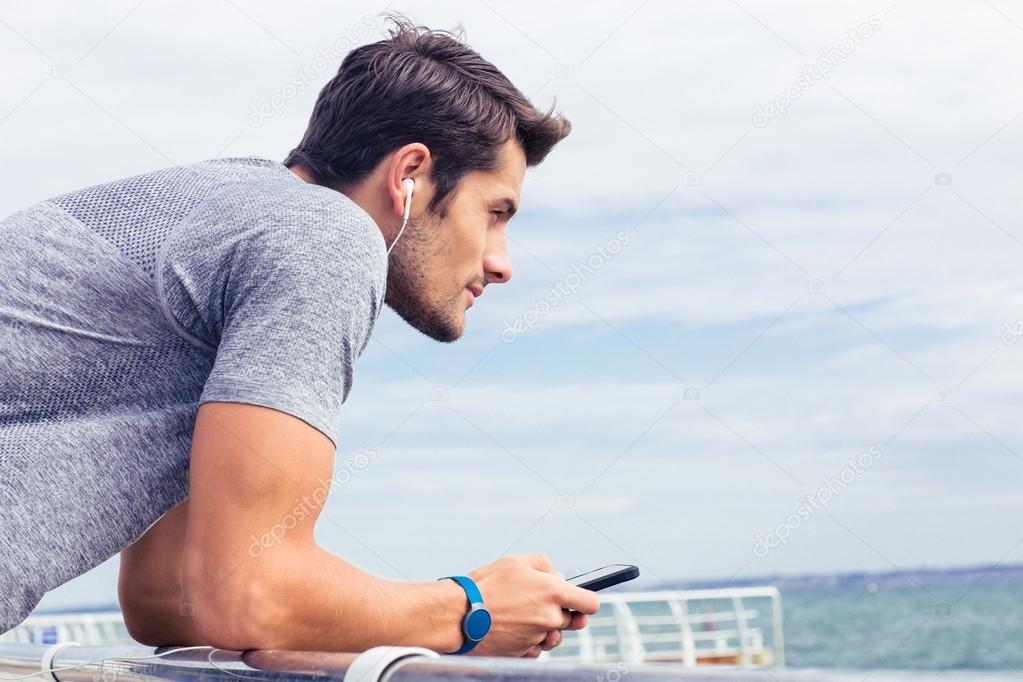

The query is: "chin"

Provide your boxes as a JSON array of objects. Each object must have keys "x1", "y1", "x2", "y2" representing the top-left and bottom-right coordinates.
[
  {"x1": 432, "y1": 305, "x2": 468, "y2": 343},
  {"x1": 387, "y1": 300, "x2": 464, "y2": 343},
  {"x1": 385, "y1": 280, "x2": 470, "y2": 342},
  {"x1": 435, "y1": 310, "x2": 466, "y2": 343},
  {"x1": 424, "y1": 319, "x2": 463, "y2": 344}
]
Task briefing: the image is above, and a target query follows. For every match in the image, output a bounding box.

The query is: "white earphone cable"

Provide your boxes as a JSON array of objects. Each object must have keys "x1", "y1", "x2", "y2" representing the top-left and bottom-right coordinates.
[
  {"x1": 386, "y1": 178, "x2": 415, "y2": 257},
  {"x1": 385, "y1": 212, "x2": 410, "y2": 257},
  {"x1": 0, "y1": 645, "x2": 216, "y2": 681}
]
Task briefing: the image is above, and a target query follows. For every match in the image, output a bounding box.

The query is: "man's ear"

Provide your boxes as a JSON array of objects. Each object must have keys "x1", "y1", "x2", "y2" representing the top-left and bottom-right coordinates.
[{"x1": 387, "y1": 143, "x2": 431, "y2": 218}]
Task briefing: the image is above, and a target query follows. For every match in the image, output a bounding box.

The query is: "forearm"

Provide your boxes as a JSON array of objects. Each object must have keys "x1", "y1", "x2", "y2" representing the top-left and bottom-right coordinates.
[
  {"x1": 184, "y1": 540, "x2": 465, "y2": 653},
  {"x1": 269, "y1": 544, "x2": 466, "y2": 652}
]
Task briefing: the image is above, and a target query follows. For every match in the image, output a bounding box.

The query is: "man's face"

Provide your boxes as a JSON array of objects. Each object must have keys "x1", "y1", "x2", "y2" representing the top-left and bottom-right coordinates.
[{"x1": 385, "y1": 140, "x2": 526, "y2": 342}]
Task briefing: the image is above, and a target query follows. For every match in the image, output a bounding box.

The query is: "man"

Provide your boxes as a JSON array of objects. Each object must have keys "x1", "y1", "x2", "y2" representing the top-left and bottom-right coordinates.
[{"x1": 0, "y1": 16, "x2": 599, "y2": 658}]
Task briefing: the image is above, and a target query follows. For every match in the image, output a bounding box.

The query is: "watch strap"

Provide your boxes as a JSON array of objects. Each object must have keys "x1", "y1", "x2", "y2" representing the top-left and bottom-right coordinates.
[{"x1": 437, "y1": 575, "x2": 488, "y2": 654}]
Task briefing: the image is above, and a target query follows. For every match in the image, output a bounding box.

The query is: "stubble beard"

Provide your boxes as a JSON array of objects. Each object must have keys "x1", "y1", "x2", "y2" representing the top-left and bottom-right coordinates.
[{"x1": 384, "y1": 214, "x2": 465, "y2": 343}]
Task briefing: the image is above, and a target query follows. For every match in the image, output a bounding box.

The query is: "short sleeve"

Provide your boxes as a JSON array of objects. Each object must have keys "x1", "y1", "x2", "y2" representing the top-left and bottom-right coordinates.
[{"x1": 157, "y1": 180, "x2": 387, "y2": 448}]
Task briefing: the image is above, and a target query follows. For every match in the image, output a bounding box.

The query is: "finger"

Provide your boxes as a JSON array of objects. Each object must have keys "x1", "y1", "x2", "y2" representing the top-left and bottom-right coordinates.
[
  {"x1": 558, "y1": 584, "x2": 601, "y2": 614},
  {"x1": 560, "y1": 609, "x2": 574, "y2": 629},
  {"x1": 565, "y1": 611, "x2": 589, "y2": 630},
  {"x1": 540, "y1": 629, "x2": 561, "y2": 651},
  {"x1": 522, "y1": 645, "x2": 542, "y2": 658},
  {"x1": 529, "y1": 553, "x2": 556, "y2": 574}
]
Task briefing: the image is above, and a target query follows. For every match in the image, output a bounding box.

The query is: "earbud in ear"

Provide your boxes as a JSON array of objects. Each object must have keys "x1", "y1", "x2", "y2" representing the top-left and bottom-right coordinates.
[
  {"x1": 401, "y1": 178, "x2": 415, "y2": 221},
  {"x1": 387, "y1": 178, "x2": 416, "y2": 257}
]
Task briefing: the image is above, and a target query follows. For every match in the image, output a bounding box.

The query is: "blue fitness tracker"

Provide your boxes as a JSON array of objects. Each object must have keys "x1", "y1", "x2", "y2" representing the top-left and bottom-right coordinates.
[{"x1": 437, "y1": 575, "x2": 492, "y2": 654}]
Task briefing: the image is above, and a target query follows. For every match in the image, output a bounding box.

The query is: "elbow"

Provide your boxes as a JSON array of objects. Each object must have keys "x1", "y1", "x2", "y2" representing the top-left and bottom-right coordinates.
[
  {"x1": 119, "y1": 578, "x2": 188, "y2": 647},
  {"x1": 182, "y1": 553, "x2": 293, "y2": 650},
  {"x1": 121, "y1": 603, "x2": 167, "y2": 646}
]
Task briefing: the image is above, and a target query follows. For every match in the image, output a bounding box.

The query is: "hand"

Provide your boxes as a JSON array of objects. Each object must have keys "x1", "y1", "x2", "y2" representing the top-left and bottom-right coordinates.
[
  {"x1": 522, "y1": 609, "x2": 590, "y2": 658},
  {"x1": 461, "y1": 553, "x2": 599, "y2": 658},
  {"x1": 523, "y1": 568, "x2": 588, "y2": 658}
]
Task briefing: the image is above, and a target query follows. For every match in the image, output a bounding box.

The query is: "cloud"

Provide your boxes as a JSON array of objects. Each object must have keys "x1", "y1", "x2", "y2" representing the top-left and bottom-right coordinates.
[{"x1": 4, "y1": 0, "x2": 1023, "y2": 611}]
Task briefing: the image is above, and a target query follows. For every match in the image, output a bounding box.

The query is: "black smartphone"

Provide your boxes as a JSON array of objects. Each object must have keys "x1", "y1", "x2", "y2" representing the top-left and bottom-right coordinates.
[{"x1": 566, "y1": 563, "x2": 639, "y2": 591}]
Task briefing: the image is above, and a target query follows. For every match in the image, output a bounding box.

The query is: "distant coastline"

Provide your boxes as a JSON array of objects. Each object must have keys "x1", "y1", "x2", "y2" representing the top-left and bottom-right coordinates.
[{"x1": 623, "y1": 562, "x2": 1023, "y2": 593}]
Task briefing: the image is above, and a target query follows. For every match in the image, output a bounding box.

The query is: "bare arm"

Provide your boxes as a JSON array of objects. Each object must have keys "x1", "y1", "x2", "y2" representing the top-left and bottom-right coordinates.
[
  {"x1": 118, "y1": 500, "x2": 201, "y2": 646},
  {"x1": 117, "y1": 475, "x2": 457, "y2": 650},
  {"x1": 174, "y1": 402, "x2": 462, "y2": 652},
  {"x1": 156, "y1": 402, "x2": 599, "y2": 655}
]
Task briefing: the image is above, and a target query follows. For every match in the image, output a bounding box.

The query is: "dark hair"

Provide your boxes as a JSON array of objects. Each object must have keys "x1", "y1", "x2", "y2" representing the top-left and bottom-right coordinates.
[{"x1": 284, "y1": 14, "x2": 571, "y2": 215}]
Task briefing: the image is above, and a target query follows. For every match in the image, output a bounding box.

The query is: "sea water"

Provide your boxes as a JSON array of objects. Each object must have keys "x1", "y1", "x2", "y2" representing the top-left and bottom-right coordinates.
[{"x1": 782, "y1": 580, "x2": 1023, "y2": 670}]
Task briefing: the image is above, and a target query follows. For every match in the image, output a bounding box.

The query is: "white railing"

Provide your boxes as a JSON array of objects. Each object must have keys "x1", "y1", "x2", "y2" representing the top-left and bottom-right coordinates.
[
  {"x1": 0, "y1": 611, "x2": 132, "y2": 646},
  {"x1": 543, "y1": 587, "x2": 784, "y2": 667}
]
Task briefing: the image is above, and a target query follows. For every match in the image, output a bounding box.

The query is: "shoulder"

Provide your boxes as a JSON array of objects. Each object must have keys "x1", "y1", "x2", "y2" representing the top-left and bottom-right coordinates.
[
  {"x1": 175, "y1": 167, "x2": 388, "y2": 283},
  {"x1": 157, "y1": 165, "x2": 388, "y2": 348},
  {"x1": 198, "y1": 167, "x2": 383, "y2": 250}
]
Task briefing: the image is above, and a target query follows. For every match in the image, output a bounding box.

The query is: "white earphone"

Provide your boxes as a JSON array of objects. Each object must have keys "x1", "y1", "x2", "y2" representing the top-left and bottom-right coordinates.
[{"x1": 386, "y1": 177, "x2": 415, "y2": 256}]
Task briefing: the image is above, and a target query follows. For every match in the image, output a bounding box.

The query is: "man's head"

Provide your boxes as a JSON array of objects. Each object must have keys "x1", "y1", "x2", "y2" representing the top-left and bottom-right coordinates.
[{"x1": 285, "y1": 15, "x2": 571, "y2": 342}]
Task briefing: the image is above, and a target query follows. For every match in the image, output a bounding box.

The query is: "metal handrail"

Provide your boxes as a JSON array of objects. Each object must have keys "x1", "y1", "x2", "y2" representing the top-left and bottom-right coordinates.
[
  {"x1": 0, "y1": 644, "x2": 696, "y2": 682},
  {"x1": 0, "y1": 643, "x2": 1013, "y2": 682},
  {"x1": 0, "y1": 612, "x2": 132, "y2": 645}
]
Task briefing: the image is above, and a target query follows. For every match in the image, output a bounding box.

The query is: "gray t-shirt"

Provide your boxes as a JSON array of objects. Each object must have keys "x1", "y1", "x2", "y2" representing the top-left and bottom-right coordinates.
[{"x1": 0, "y1": 157, "x2": 388, "y2": 631}]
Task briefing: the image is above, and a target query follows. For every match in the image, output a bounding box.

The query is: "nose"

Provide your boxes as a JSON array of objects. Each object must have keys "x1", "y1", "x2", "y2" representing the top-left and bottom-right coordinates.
[{"x1": 483, "y1": 230, "x2": 513, "y2": 285}]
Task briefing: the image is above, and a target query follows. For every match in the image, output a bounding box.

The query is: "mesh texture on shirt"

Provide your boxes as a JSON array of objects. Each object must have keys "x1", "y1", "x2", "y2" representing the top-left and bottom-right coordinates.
[{"x1": 49, "y1": 159, "x2": 268, "y2": 277}]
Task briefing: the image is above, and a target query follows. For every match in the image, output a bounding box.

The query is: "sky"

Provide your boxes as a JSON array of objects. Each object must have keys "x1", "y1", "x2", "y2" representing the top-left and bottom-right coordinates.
[{"x1": 2, "y1": 0, "x2": 1022, "y2": 613}]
